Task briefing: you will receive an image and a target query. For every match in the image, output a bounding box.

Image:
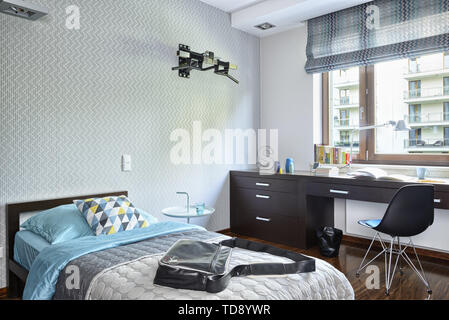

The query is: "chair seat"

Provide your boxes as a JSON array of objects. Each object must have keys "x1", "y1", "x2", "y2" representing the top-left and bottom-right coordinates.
[{"x1": 358, "y1": 219, "x2": 381, "y2": 229}]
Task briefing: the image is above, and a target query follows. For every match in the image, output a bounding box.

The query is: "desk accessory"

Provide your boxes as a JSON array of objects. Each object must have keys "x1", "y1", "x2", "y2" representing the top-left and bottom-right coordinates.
[
  {"x1": 314, "y1": 165, "x2": 339, "y2": 177},
  {"x1": 417, "y1": 168, "x2": 429, "y2": 180},
  {"x1": 275, "y1": 161, "x2": 281, "y2": 173},
  {"x1": 285, "y1": 158, "x2": 295, "y2": 174}
]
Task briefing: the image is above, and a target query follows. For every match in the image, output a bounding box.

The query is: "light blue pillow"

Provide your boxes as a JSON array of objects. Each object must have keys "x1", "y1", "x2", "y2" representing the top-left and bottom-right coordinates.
[{"x1": 20, "y1": 204, "x2": 94, "y2": 244}]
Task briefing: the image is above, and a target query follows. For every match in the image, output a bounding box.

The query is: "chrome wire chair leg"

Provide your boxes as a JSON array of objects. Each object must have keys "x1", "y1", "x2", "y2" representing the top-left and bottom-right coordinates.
[
  {"x1": 400, "y1": 238, "x2": 432, "y2": 295},
  {"x1": 385, "y1": 237, "x2": 394, "y2": 295},
  {"x1": 385, "y1": 237, "x2": 401, "y2": 296},
  {"x1": 356, "y1": 232, "x2": 386, "y2": 277}
]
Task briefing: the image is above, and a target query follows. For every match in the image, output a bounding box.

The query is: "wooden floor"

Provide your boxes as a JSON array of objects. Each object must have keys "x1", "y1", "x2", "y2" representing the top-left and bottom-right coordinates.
[
  {"x1": 223, "y1": 232, "x2": 449, "y2": 300},
  {"x1": 1, "y1": 235, "x2": 448, "y2": 300}
]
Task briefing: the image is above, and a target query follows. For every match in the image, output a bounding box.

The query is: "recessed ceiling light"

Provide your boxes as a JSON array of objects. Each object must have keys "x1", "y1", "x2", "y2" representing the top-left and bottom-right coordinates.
[{"x1": 255, "y1": 22, "x2": 276, "y2": 31}]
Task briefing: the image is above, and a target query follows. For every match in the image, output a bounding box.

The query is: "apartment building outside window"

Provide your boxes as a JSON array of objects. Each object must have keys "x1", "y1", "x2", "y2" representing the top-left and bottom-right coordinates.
[
  {"x1": 339, "y1": 131, "x2": 351, "y2": 146},
  {"x1": 409, "y1": 128, "x2": 422, "y2": 147},
  {"x1": 326, "y1": 66, "x2": 360, "y2": 153},
  {"x1": 409, "y1": 105, "x2": 421, "y2": 123},
  {"x1": 444, "y1": 77, "x2": 449, "y2": 95},
  {"x1": 339, "y1": 89, "x2": 351, "y2": 105},
  {"x1": 323, "y1": 51, "x2": 449, "y2": 165},
  {"x1": 409, "y1": 80, "x2": 421, "y2": 98},
  {"x1": 444, "y1": 102, "x2": 449, "y2": 121},
  {"x1": 409, "y1": 58, "x2": 419, "y2": 73},
  {"x1": 445, "y1": 127, "x2": 449, "y2": 146}
]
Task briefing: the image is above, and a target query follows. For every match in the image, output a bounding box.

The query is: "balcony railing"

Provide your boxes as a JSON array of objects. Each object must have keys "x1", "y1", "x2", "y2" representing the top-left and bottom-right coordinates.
[
  {"x1": 405, "y1": 139, "x2": 449, "y2": 148},
  {"x1": 408, "y1": 64, "x2": 421, "y2": 74},
  {"x1": 334, "y1": 118, "x2": 360, "y2": 128},
  {"x1": 405, "y1": 64, "x2": 449, "y2": 75},
  {"x1": 333, "y1": 97, "x2": 359, "y2": 107},
  {"x1": 334, "y1": 141, "x2": 360, "y2": 148},
  {"x1": 333, "y1": 72, "x2": 359, "y2": 85},
  {"x1": 404, "y1": 86, "x2": 449, "y2": 100},
  {"x1": 408, "y1": 112, "x2": 449, "y2": 124}
]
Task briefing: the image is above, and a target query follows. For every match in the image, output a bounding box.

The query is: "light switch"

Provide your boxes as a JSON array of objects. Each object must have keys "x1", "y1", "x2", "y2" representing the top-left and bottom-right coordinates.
[
  {"x1": 122, "y1": 155, "x2": 132, "y2": 172},
  {"x1": 0, "y1": 246, "x2": 4, "y2": 259}
]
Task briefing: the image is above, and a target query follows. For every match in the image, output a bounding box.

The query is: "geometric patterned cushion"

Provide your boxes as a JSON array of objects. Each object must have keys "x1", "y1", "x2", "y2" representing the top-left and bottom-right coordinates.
[{"x1": 73, "y1": 196, "x2": 149, "y2": 236}]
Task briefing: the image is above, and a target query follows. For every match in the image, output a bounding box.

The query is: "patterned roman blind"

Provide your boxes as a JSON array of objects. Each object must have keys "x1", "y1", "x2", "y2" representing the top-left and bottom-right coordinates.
[{"x1": 305, "y1": 0, "x2": 449, "y2": 74}]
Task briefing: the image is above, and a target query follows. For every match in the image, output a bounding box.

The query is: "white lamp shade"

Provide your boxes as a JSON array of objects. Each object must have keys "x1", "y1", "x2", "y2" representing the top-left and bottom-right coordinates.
[{"x1": 394, "y1": 120, "x2": 411, "y2": 132}]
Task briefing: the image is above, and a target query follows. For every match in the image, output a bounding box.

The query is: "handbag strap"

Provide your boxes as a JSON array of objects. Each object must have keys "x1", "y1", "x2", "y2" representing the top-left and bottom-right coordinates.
[{"x1": 205, "y1": 238, "x2": 315, "y2": 293}]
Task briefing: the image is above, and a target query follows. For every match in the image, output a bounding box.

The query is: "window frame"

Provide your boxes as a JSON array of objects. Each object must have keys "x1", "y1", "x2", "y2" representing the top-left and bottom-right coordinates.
[{"x1": 322, "y1": 65, "x2": 449, "y2": 166}]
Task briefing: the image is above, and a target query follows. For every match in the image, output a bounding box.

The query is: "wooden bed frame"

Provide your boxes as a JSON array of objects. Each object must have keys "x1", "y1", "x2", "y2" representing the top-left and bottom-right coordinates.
[{"x1": 6, "y1": 191, "x2": 128, "y2": 298}]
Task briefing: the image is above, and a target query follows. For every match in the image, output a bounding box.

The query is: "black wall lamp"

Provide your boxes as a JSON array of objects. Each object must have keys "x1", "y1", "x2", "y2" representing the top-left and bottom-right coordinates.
[{"x1": 172, "y1": 44, "x2": 239, "y2": 84}]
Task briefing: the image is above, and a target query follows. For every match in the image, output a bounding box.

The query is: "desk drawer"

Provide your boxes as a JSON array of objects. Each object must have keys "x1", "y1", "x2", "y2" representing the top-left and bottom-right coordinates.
[
  {"x1": 232, "y1": 187, "x2": 299, "y2": 217},
  {"x1": 232, "y1": 175, "x2": 297, "y2": 194},
  {"x1": 434, "y1": 192, "x2": 449, "y2": 209},
  {"x1": 306, "y1": 182, "x2": 396, "y2": 203},
  {"x1": 232, "y1": 210, "x2": 301, "y2": 247}
]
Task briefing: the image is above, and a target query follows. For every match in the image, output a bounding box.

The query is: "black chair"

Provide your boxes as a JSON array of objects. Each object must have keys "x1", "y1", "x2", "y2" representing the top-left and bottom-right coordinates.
[{"x1": 356, "y1": 185, "x2": 434, "y2": 296}]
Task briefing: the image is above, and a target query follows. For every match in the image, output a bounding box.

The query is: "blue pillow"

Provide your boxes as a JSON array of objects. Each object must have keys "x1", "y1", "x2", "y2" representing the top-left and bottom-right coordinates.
[{"x1": 20, "y1": 204, "x2": 94, "y2": 244}]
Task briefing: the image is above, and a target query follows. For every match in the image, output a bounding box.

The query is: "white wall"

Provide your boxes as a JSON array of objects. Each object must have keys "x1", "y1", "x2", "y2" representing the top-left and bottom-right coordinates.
[
  {"x1": 260, "y1": 26, "x2": 315, "y2": 170},
  {"x1": 0, "y1": 0, "x2": 260, "y2": 288}
]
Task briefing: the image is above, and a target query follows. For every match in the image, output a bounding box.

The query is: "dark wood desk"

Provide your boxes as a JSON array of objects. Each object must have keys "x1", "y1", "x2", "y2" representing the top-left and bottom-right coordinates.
[{"x1": 230, "y1": 170, "x2": 449, "y2": 249}]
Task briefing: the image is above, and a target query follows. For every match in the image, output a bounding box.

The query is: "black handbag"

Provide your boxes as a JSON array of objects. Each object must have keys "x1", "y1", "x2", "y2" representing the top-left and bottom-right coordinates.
[
  {"x1": 153, "y1": 238, "x2": 316, "y2": 293},
  {"x1": 316, "y1": 227, "x2": 343, "y2": 258}
]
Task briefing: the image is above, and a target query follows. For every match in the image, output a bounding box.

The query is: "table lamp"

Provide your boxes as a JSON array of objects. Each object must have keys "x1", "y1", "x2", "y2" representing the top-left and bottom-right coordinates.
[{"x1": 348, "y1": 120, "x2": 411, "y2": 170}]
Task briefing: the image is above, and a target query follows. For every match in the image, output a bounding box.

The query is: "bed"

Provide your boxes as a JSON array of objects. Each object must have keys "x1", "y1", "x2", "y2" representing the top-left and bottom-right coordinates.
[{"x1": 6, "y1": 192, "x2": 354, "y2": 300}]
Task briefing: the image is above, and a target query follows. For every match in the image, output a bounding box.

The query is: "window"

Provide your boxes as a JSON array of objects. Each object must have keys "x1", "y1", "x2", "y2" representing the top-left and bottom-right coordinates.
[
  {"x1": 409, "y1": 105, "x2": 421, "y2": 123},
  {"x1": 339, "y1": 109, "x2": 350, "y2": 127},
  {"x1": 326, "y1": 67, "x2": 360, "y2": 154},
  {"x1": 323, "y1": 51, "x2": 449, "y2": 165},
  {"x1": 339, "y1": 131, "x2": 351, "y2": 146},
  {"x1": 445, "y1": 102, "x2": 449, "y2": 121},
  {"x1": 409, "y1": 128, "x2": 422, "y2": 148},
  {"x1": 409, "y1": 80, "x2": 421, "y2": 98},
  {"x1": 445, "y1": 127, "x2": 449, "y2": 146},
  {"x1": 444, "y1": 77, "x2": 449, "y2": 95},
  {"x1": 409, "y1": 58, "x2": 419, "y2": 73},
  {"x1": 339, "y1": 89, "x2": 351, "y2": 105}
]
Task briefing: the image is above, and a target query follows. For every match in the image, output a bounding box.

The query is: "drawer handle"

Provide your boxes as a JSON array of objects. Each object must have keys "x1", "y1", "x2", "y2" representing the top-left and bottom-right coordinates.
[
  {"x1": 256, "y1": 195, "x2": 271, "y2": 199},
  {"x1": 330, "y1": 189, "x2": 349, "y2": 195},
  {"x1": 434, "y1": 199, "x2": 441, "y2": 204},
  {"x1": 256, "y1": 183, "x2": 270, "y2": 187},
  {"x1": 256, "y1": 217, "x2": 271, "y2": 222}
]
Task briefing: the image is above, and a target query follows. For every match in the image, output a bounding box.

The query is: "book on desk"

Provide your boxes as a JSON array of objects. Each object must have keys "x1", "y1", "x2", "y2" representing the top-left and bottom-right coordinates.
[
  {"x1": 348, "y1": 167, "x2": 415, "y2": 182},
  {"x1": 348, "y1": 167, "x2": 448, "y2": 184}
]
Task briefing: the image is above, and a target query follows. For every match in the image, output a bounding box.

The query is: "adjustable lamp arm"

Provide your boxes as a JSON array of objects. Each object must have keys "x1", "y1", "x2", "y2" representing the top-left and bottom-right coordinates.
[{"x1": 348, "y1": 121, "x2": 407, "y2": 169}]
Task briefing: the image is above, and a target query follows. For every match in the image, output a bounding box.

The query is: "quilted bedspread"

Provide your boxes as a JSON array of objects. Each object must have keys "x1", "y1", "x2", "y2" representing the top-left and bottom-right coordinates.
[{"x1": 54, "y1": 230, "x2": 354, "y2": 300}]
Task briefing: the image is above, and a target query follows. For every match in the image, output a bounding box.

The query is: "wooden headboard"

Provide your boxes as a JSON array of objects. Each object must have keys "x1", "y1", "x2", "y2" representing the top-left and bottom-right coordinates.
[{"x1": 5, "y1": 191, "x2": 128, "y2": 297}]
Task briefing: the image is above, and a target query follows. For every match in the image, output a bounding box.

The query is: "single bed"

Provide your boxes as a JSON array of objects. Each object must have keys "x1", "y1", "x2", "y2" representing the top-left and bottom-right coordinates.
[
  {"x1": 7, "y1": 192, "x2": 354, "y2": 300},
  {"x1": 14, "y1": 231, "x2": 51, "y2": 271}
]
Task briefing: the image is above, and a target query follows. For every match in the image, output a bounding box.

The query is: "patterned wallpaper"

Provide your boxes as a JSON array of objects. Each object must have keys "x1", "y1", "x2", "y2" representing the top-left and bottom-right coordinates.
[{"x1": 0, "y1": 0, "x2": 260, "y2": 288}]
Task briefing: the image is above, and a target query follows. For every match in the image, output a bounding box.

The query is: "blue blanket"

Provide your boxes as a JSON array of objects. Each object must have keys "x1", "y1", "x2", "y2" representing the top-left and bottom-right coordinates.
[{"x1": 23, "y1": 222, "x2": 202, "y2": 300}]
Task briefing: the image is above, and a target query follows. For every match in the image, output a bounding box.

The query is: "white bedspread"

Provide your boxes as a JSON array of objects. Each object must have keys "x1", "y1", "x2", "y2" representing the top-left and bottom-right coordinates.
[{"x1": 86, "y1": 236, "x2": 354, "y2": 300}]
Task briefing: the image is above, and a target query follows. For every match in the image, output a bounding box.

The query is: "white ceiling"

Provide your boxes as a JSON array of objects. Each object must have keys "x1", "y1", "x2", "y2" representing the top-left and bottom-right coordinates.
[
  {"x1": 200, "y1": 0, "x2": 373, "y2": 37},
  {"x1": 199, "y1": 0, "x2": 265, "y2": 13}
]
